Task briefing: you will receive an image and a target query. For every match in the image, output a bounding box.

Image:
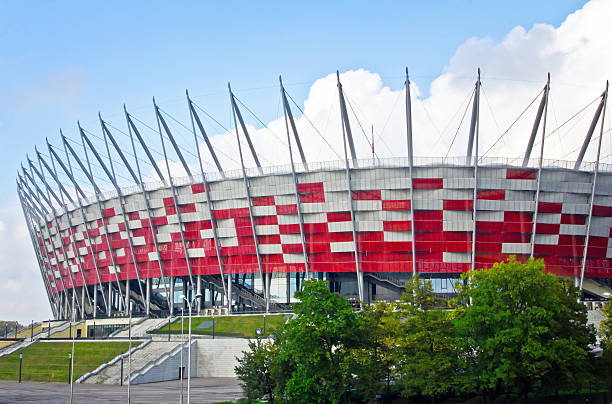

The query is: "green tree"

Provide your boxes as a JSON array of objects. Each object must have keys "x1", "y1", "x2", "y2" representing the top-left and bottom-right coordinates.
[
  {"x1": 454, "y1": 257, "x2": 596, "y2": 400},
  {"x1": 275, "y1": 279, "x2": 361, "y2": 404},
  {"x1": 235, "y1": 338, "x2": 277, "y2": 403},
  {"x1": 600, "y1": 302, "x2": 612, "y2": 350},
  {"x1": 345, "y1": 301, "x2": 401, "y2": 402},
  {"x1": 396, "y1": 276, "x2": 458, "y2": 402}
]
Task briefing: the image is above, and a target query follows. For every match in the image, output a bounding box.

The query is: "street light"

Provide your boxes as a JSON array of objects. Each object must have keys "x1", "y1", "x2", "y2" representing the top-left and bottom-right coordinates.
[{"x1": 180, "y1": 292, "x2": 202, "y2": 404}]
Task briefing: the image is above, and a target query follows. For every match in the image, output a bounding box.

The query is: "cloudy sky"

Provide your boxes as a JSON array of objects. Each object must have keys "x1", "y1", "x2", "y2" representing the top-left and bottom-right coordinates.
[{"x1": 2, "y1": 0, "x2": 611, "y2": 322}]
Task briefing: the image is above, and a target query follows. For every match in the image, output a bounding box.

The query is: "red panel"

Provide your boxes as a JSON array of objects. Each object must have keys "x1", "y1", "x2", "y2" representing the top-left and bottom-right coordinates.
[
  {"x1": 504, "y1": 212, "x2": 533, "y2": 223},
  {"x1": 477, "y1": 189, "x2": 505, "y2": 200},
  {"x1": 413, "y1": 210, "x2": 443, "y2": 221},
  {"x1": 282, "y1": 244, "x2": 303, "y2": 254},
  {"x1": 535, "y1": 223, "x2": 560, "y2": 234},
  {"x1": 352, "y1": 190, "x2": 381, "y2": 200},
  {"x1": 561, "y1": 214, "x2": 586, "y2": 225},
  {"x1": 506, "y1": 168, "x2": 536, "y2": 180},
  {"x1": 253, "y1": 196, "x2": 275, "y2": 206},
  {"x1": 279, "y1": 224, "x2": 300, "y2": 234},
  {"x1": 301, "y1": 193, "x2": 325, "y2": 203},
  {"x1": 128, "y1": 212, "x2": 140, "y2": 220},
  {"x1": 102, "y1": 208, "x2": 115, "y2": 217},
  {"x1": 413, "y1": 178, "x2": 443, "y2": 189},
  {"x1": 443, "y1": 200, "x2": 473, "y2": 210},
  {"x1": 276, "y1": 204, "x2": 298, "y2": 215},
  {"x1": 163, "y1": 197, "x2": 174, "y2": 207},
  {"x1": 327, "y1": 212, "x2": 352, "y2": 222},
  {"x1": 383, "y1": 221, "x2": 412, "y2": 231},
  {"x1": 538, "y1": 202, "x2": 563, "y2": 213},
  {"x1": 297, "y1": 182, "x2": 324, "y2": 194},
  {"x1": 593, "y1": 205, "x2": 612, "y2": 217},
  {"x1": 382, "y1": 200, "x2": 410, "y2": 211},
  {"x1": 254, "y1": 215, "x2": 278, "y2": 225},
  {"x1": 191, "y1": 184, "x2": 209, "y2": 194},
  {"x1": 258, "y1": 234, "x2": 281, "y2": 244}
]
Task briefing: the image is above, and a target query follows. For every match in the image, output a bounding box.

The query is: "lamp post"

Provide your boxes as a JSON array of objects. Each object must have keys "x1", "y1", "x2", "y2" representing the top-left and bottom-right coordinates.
[{"x1": 181, "y1": 292, "x2": 202, "y2": 404}]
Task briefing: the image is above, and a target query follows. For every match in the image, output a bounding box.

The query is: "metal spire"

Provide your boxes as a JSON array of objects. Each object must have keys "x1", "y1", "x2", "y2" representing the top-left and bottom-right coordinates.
[
  {"x1": 187, "y1": 92, "x2": 224, "y2": 174},
  {"x1": 337, "y1": 71, "x2": 358, "y2": 167},
  {"x1": 523, "y1": 77, "x2": 549, "y2": 167},
  {"x1": 280, "y1": 77, "x2": 308, "y2": 170},
  {"x1": 405, "y1": 67, "x2": 417, "y2": 277},
  {"x1": 466, "y1": 69, "x2": 481, "y2": 166},
  {"x1": 229, "y1": 83, "x2": 263, "y2": 174},
  {"x1": 574, "y1": 89, "x2": 607, "y2": 170}
]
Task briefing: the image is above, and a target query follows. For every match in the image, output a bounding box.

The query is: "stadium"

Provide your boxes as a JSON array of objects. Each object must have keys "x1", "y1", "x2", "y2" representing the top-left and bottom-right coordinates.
[{"x1": 16, "y1": 71, "x2": 612, "y2": 320}]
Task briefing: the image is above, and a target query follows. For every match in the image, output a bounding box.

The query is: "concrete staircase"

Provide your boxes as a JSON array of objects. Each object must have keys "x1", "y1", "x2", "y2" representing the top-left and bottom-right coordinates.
[
  {"x1": 83, "y1": 340, "x2": 182, "y2": 384},
  {"x1": 113, "y1": 317, "x2": 169, "y2": 338}
]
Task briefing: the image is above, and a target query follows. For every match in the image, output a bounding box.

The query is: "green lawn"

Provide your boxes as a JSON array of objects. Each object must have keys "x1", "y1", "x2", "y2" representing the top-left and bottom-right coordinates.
[
  {"x1": 0, "y1": 341, "x2": 139, "y2": 383},
  {"x1": 157, "y1": 314, "x2": 290, "y2": 338}
]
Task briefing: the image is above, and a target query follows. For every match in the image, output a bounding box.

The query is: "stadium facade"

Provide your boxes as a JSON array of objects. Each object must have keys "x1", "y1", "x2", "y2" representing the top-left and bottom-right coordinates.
[{"x1": 16, "y1": 71, "x2": 612, "y2": 320}]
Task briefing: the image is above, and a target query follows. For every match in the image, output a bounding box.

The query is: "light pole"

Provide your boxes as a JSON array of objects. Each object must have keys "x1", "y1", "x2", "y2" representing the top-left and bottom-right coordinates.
[{"x1": 181, "y1": 292, "x2": 202, "y2": 404}]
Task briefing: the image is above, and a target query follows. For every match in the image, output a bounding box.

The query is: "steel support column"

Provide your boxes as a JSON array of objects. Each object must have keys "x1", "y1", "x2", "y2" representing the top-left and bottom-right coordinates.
[
  {"x1": 405, "y1": 68, "x2": 418, "y2": 276},
  {"x1": 280, "y1": 78, "x2": 310, "y2": 279},
  {"x1": 470, "y1": 70, "x2": 481, "y2": 271},
  {"x1": 230, "y1": 84, "x2": 268, "y2": 312},
  {"x1": 580, "y1": 81, "x2": 608, "y2": 290},
  {"x1": 337, "y1": 73, "x2": 364, "y2": 303},
  {"x1": 530, "y1": 74, "x2": 550, "y2": 258},
  {"x1": 186, "y1": 91, "x2": 228, "y2": 310}
]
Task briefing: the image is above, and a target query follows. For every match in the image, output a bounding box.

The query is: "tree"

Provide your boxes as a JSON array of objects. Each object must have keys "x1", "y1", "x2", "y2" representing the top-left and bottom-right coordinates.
[
  {"x1": 600, "y1": 302, "x2": 612, "y2": 350},
  {"x1": 274, "y1": 279, "x2": 362, "y2": 404},
  {"x1": 396, "y1": 276, "x2": 458, "y2": 402},
  {"x1": 235, "y1": 338, "x2": 277, "y2": 402},
  {"x1": 345, "y1": 301, "x2": 401, "y2": 402},
  {"x1": 454, "y1": 257, "x2": 596, "y2": 400}
]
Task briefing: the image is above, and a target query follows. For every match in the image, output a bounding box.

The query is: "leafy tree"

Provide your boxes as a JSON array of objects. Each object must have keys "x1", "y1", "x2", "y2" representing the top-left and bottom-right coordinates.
[
  {"x1": 396, "y1": 276, "x2": 458, "y2": 402},
  {"x1": 600, "y1": 302, "x2": 612, "y2": 350},
  {"x1": 235, "y1": 338, "x2": 277, "y2": 403},
  {"x1": 345, "y1": 301, "x2": 401, "y2": 402},
  {"x1": 275, "y1": 279, "x2": 361, "y2": 404},
  {"x1": 454, "y1": 257, "x2": 596, "y2": 400}
]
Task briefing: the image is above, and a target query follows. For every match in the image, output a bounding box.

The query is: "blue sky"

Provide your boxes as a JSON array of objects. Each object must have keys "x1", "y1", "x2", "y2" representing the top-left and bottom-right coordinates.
[{"x1": 2, "y1": 0, "x2": 605, "y2": 322}]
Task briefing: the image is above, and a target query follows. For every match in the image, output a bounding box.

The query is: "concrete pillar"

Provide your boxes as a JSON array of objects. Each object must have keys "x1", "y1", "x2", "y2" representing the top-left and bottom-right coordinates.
[
  {"x1": 196, "y1": 275, "x2": 202, "y2": 313},
  {"x1": 108, "y1": 283, "x2": 113, "y2": 317},
  {"x1": 357, "y1": 271, "x2": 365, "y2": 304},
  {"x1": 125, "y1": 280, "x2": 130, "y2": 316},
  {"x1": 227, "y1": 274, "x2": 232, "y2": 313},
  {"x1": 169, "y1": 277, "x2": 175, "y2": 316},
  {"x1": 146, "y1": 278, "x2": 151, "y2": 316},
  {"x1": 265, "y1": 272, "x2": 271, "y2": 313},
  {"x1": 286, "y1": 273, "x2": 291, "y2": 304},
  {"x1": 93, "y1": 285, "x2": 98, "y2": 319},
  {"x1": 81, "y1": 286, "x2": 86, "y2": 320}
]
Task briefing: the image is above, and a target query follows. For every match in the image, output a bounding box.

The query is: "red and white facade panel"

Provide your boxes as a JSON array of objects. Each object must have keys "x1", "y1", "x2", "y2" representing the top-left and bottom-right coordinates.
[{"x1": 32, "y1": 165, "x2": 612, "y2": 296}]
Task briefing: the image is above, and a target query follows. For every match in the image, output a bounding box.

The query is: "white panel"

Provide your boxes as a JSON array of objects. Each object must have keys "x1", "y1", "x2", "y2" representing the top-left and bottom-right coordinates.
[
  {"x1": 443, "y1": 251, "x2": 471, "y2": 263},
  {"x1": 356, "y1": 221, "x2": 382, "y2": 232},
  {"x1": 252, "y1": 206, "x2": 276, "y2": 216},
  {"x1": 383, "y1": 231, "x2": 412, "y2": 242},
  {"x1": 536, "y1": 213, "x2": 561, "y2": 224},
  {"x1": 255, "y1": 225, "x2": 280, "y2": 235},
  {"x1": 188, "y1": 248, "x2": 206, "y2": 258},
  {"x1": 328, "y1": 221, "x2": 353, "y2": 233},
  {"x1": 535, "y1": 234, "x2": 558, "y2": 245},
  {"x1": 280, "y1": 234, "x2": 301, "y2": 244},
  {"x1": 330, "y1": 241, "x2": 354, "y2": 252},
  {"x1": 259, "y1": 244, "x2": 282, "y2": 254},
  {"x1": 219, "y1": 236, "x2": 239, "y2": 247},
  {"x1": 148, "y1": 252, "x2": 159, "y2": 261},
  {"x1": 283, "y1": 253, "x2": 305, "y2": 263},
  {"x1": 502, "y1": 243, "x2": 530, "y2": 254},
  {"x1": 559, "y1": 224, "x2": 586, "y2": 236}
]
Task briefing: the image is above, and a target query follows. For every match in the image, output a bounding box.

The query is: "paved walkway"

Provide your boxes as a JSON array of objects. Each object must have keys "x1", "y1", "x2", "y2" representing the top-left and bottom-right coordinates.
[{"x1": 0, "y1": 377, "x2": 243, "y2": 403}]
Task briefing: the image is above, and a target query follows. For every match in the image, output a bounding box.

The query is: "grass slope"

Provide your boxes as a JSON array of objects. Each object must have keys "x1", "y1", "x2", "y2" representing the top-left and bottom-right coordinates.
[
  {"x1": 0, "y1": 341, "x2": 139, "y2": 383},
  {"x1": 158, "y1": 314, "x2": 290, "y2": 338}
]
